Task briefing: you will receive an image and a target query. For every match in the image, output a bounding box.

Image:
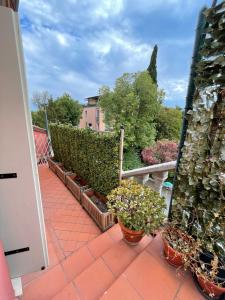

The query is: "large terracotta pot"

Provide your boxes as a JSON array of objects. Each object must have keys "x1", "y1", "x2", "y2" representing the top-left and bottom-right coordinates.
[
  {"x1": 197, "y1": 275, "x2": 225, "y2": 298},
  {"x1": 119, "y1": 221, "x2": 144, "y2": 245},
  {"x1": 195, "y1": 251, "x2": 225, "y2": 297},
  {"x1": 162, "y1": 238, "x2": 184, "y2": 267}
]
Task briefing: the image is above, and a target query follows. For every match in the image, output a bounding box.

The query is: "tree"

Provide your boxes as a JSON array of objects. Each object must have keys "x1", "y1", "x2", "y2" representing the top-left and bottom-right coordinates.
[
  {"x1": 32, "y1": 91, "x2": 50, "y2": 110},
  {"x1": 147, "y1": 44, "x2": 158, "y2": 85},
  {"x1": 99, "y1": 71, "x2": 162, "y2": 149},
  {"x1": 31, "y1": 92, "x2": 82, "y2": 128},
  {"x1": 32, "y1": 111, "x2": 45, "y2": 128},
  {"x1": 53, "y1": 93, "x2": 82, "y2": 126},
  {"x1": 155, "y1": 107, "x2": 183, "y2": 141}
]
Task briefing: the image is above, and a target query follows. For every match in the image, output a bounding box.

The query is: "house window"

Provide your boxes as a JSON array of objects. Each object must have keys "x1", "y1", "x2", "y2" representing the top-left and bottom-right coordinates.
[{"x1": 85, "y1": 110, "x2": 87, "y2": 117}]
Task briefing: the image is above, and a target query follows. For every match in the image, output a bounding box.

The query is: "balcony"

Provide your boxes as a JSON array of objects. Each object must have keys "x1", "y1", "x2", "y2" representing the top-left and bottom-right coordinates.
[{"x1": 19, "y1": 163, "x2": 202, "y2": 300}]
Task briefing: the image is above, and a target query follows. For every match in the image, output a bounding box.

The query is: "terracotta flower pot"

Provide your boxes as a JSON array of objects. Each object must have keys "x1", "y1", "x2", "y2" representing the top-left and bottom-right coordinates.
[
  {"x1": 119, "y1": 221, "x2": 144, "y2": 245},
  {"x1": 197, "y1": 275, "x2": 225, "y2": 298},
  {"x1": 195, "y1": 250, "x2": 225, "y2": 297},
  {"x1": 163, "y1": 238, "x2": 184, "y2": 267}
]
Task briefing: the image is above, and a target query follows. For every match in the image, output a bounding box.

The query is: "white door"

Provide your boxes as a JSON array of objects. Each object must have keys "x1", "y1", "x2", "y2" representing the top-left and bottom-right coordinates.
[{"x1": 0, "y1": 6, "x2": 48, "y2": 278}]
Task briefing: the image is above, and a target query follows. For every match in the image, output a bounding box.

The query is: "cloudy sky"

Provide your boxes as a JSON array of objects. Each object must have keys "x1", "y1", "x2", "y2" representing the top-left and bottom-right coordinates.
[{"x1": 19, "y1": 0, "x2": 212, "y2": 110}]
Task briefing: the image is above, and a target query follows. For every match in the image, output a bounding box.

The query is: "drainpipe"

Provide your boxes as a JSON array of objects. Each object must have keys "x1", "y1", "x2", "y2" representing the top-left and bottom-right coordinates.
[{"x1": 168, "y1": 6, "x2": 207, "y2": 219}]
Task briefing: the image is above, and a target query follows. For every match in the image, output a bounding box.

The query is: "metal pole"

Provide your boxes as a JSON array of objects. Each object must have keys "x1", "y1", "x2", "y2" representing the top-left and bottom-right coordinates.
[
  {"x1": 44, "y1": 105, "x2": 49, "y2": 136},
  {"x1": 119, "y1": 126, "x2": 124, "y2": 183},
  {"x1": 211, "y1": 0, "x2": 217, "y2": 7}
]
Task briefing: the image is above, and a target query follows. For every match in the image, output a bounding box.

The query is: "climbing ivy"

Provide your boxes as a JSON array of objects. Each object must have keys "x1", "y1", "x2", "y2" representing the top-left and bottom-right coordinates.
[
  {"x1": 172, "y1": 3, "x2": 225, "y2": 257},
  {"x1": 50, "y1": 124, "x2": 120, "y2": 196}
]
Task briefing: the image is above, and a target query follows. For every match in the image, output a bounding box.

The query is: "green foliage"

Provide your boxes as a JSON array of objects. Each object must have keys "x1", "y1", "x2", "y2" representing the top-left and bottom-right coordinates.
[
  {"x1": 147, "y1": 44, "x2": 158, "y2": 85},
  {"x1": 31, "y1": 111, "x2": 45, "y2": 128},
  {"x1": 99, "y1": 71, "x2": 162, "y2": 149},
  {"x1": 172, "y1": 3, "x2": 225, "y2": 258},
  {"x1": 50, "y1": 123, "x2": 120, "y2": 195},
  {"x1": 155, "y1": 107, "x2": 183, "y2": 141},
  {"x1": 31, "y1": 92, "x2": 82, "y2": 128},
  {"x1": 123, "y1": 148, "x2": 145, "y2": 171},
  {"x1": 107, "y1": 179, "x2": 166, "y2": 234}
]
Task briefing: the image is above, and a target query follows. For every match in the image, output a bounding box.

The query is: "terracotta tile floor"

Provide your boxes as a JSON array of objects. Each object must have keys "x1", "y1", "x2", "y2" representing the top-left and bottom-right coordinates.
[
  {"x1": 21, "y1": 165, "x2": 206, "y2": 300},
  {"x1": 22, "y1": 165, "x2": 101, "y2": 286}
]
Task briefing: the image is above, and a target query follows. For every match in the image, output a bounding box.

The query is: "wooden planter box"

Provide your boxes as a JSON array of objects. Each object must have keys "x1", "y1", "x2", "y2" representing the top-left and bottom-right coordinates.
[
  {"x1": 55, "y1": 164, "x2": 73, "y2": 184},
  {"x1": 81, "y1": 189, "x2": 114, "y2": 231},
  {"x1": 47, "y1": 157, "x2": 61, "y2": 174},
  {"x1": 65, "y1": 174, "x2": 89, "y2": 202}
]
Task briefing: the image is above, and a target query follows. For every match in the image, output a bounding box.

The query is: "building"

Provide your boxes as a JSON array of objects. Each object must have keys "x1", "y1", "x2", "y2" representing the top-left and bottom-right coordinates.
[{"x1": 79, "y1": 96, "x2": 105, "y2": 131}]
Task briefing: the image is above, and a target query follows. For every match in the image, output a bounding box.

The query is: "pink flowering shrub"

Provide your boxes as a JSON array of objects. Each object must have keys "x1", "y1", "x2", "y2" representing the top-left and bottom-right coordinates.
[{"x1": 142, "y1": 140, "x2": 178, "y2": 165}]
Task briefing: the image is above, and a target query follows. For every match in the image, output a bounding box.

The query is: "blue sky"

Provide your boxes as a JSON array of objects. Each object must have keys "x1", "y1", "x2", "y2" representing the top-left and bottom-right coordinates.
[{"x1": 19, "y1": 0, "x2": 212, "y2": 110}]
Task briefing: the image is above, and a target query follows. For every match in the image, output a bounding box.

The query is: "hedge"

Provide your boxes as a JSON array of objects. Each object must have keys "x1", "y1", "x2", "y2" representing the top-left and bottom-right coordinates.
[{"x1": 50, "y1": 123, "x2": 120, "y2": 196}]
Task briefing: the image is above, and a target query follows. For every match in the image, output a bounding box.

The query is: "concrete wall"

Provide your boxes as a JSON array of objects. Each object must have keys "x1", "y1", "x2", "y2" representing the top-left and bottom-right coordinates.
[{"x1": 0, "y1": 6, "x2": 48, "y2": 278}]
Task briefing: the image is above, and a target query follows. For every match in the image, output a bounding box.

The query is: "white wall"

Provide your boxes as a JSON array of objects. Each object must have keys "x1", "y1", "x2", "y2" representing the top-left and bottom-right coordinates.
[{"x1": 0, "y1": 6, "x2": 48, "y2": 278}]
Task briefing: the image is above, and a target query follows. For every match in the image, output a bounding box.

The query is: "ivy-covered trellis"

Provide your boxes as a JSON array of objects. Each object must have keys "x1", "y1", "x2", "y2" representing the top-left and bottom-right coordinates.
[{"x1": 172, "y1": 2, "x2": 225, "y2": 258}]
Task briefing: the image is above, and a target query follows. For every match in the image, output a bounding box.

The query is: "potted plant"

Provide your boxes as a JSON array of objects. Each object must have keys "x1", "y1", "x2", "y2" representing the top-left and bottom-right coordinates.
[
  {"x1": 162, "y1": 222, "x2": 196, "y2": 268},
  {"x1": 191, "y1": 249, "x2": 225, "y2": 298},
  {"x1": 107, "y1": 179, "x2": 166, "y2": 245},
  {"x1": 190, "y1": 206, "x2": 225, "y2": 299},
  {"x1": 81, "y1": 189, "x2": 114, "y2": 231}
]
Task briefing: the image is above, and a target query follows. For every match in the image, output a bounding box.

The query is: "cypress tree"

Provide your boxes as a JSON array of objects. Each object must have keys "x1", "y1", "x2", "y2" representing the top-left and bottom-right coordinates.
[{"x1": 147, "y1": 44, "x2": 158, "y2": 85}]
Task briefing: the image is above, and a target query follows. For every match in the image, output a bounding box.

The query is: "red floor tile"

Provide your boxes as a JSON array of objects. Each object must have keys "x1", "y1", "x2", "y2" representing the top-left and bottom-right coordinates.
[
  {"x1": 107, "y1": 224, "x2": 123, "y2": 242},
  {"x1": 132, "y1": 235, "x2": 153, "y2": 254},
  {"x1": 101, "y1": 274, "x2": 142, "y2": 300},
  {"x1": 23, "y1": 264, "x2": 67, "y2": 300},
  {"x1": 102, "y1": 240, "x2": 137, "y2": 276},
  {"x1": 146, "y1": 233, "x2": 164, "y2": 259},
  {"x1": 88, "y1": 232, "x2": 115, "y2": 259},
  {"x1": 52, "y1": 282, "x2": 80, "y2": 300},
  {"x1": 175, "y1": 273, "x2": 205, "y2": 300},
  {"x1": 124, "y1": 251, "x2": 182, "y2": 300},
  {"x1": 74, "y1": 258, "x2": 115, "y2": 300},
  {"x1": 62, "y1": 246, "x2": 94, "y2": 282}
]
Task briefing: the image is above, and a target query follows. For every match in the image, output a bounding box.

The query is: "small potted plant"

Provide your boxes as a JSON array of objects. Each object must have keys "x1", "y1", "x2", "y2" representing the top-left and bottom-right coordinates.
[
  {"x1": 107, "y1": 179, "x2": 166, "y2": 245},
  {"x1": 190, "y1": 208, "x2": 225, "y2": 298},
  {"x1": 162, "y1": 222, "x2": 196, "y2": 268},
  {"x1": 191, "y1": 249, "x2": 225, "y2": 298}
]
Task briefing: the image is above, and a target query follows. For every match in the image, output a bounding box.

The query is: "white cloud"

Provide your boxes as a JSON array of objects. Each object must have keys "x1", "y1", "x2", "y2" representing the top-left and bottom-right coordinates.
[
  {"x1": 56, "y1": 33, "x2": 69, "y2": 47},
  {"x1": 94, "y1": 0, "x2": 124, "y2": 18},
  {"x1": 126, "y1": 0, "x2": 201, "y2": 16},
  {"x1": 89, "y1": 29, "x2": 152, "y2": 72},
  {"x1": 161, "y1": 78, "x2": 187, "y2": 107}
]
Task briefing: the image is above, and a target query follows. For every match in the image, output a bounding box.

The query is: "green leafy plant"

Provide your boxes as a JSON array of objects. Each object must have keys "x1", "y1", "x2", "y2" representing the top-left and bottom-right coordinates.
[
  {"x1": 123, "y1": 148, "x2": 145, "y2": 171},
  {"x1": 107, "y1": 179, "x2": 166, "y2": 234},
  {"x1": 172, "y1": 2, "x2": 225, "y2": 259},
  {"x1": 155, "y1": 107, "x2": 183, "y2": 141},
  {"x1": 50, "y1": 123, "x2": 120, "y2": 195}
]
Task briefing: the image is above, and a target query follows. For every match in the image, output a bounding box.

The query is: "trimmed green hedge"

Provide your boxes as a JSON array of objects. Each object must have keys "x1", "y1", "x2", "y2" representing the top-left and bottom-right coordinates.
[{"x1": 50, "y1": 124, "x2": 120, "y2": 195}]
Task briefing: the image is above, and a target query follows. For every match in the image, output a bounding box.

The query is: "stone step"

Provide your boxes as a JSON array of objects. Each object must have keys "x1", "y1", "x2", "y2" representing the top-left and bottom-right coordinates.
[
  {"x1": 53, "y1": 225, "x2": 152, "y2": 300},
  {"x1": 100, "y1": 235, "x2": 204, "y2": 300},
  {"x1": 22, "y1": 226, "x2": 119, "y2": 300}
]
